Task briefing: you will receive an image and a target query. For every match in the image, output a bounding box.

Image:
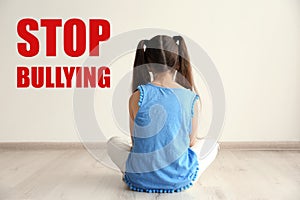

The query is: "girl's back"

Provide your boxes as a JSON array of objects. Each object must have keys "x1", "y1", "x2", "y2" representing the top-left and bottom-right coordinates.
[{"x1": 124, "y1": 83, "x2": 200, "y2": 192}]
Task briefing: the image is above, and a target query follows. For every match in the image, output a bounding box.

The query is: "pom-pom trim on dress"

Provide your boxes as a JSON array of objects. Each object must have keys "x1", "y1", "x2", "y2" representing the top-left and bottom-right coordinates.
[{"x1": 123, "y1": 167, "x2": 199, "y2": 193}]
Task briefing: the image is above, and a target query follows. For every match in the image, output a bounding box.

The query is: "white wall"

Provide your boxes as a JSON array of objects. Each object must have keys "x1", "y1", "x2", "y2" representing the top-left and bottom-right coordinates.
[{"x1": 0, "y1": 0, "x2": 299, "y2": 142}]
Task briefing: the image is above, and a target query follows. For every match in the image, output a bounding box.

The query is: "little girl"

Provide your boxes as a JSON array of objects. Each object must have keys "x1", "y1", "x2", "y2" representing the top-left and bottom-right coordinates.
[{"x1": 107, "y1": 35, "x2": 219, "y2": 193}]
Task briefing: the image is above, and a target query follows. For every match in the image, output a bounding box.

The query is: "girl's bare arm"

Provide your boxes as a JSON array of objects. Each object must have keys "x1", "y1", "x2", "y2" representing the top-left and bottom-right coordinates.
[
  {"x1": 128, "y1": 90, "x2": 140, "y2": 146},
  {"x1": 190, "y1": 100, "x2": 200, "y2": 147}
]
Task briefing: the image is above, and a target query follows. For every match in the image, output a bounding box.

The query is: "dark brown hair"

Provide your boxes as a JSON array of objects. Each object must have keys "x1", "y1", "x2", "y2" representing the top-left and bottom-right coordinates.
[{"x1": 132, "y1": 35, "x2": 197, "y2": 93}]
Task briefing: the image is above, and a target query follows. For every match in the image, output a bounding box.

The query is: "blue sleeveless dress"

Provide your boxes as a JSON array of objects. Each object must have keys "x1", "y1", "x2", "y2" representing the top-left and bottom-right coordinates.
[{"x1": 124, "y1": 83, "x2": 200, "y2": 193}]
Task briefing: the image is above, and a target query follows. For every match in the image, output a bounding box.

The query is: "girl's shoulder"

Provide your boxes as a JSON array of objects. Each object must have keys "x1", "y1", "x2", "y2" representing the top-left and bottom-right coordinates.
[
  {"x1": 132, "y1": 82, "x2": 198, "y2": 102},
  {"x1": 134, "y1": 82, "x2": 198, "y2": 97},
  {"x1": 130, "y1": 84, "x2": 145, "y2": 107},
  {"x1": 129, "y1": 90, "x2": 140, "y2": 104}
]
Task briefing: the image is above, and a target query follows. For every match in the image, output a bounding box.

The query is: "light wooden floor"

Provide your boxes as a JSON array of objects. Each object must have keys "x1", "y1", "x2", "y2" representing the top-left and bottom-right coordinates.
[{"x1": 0, "y1": 149, "x2": 299, "y2": 200}]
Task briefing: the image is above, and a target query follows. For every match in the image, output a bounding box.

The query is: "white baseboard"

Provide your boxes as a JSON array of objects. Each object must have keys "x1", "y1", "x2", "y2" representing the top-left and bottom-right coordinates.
[
  {"x1": 220, "y1": 141, "x2": 300, "y2": 150},
  {"x1": 0, "y1": 142, "x2": 85, "y2": 150},
  {"x1": 0, "y1": 141, "x2": 299, "y2": 150}
]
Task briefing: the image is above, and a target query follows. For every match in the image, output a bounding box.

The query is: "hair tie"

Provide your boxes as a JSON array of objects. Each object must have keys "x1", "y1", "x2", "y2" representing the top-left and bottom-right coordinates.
[
  {"x1": 143, "y1": 39, "x2": 149, "y2": 47},
  {"x1": 173, "y1": 36, "x2": 182, "y2": 45}
]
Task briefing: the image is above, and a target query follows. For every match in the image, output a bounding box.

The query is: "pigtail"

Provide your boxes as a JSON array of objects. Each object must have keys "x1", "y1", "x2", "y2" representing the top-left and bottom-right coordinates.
[
  {"x1": 173, "y1": 36, "x2": 202, "y2": 113},
  {"x1": 173, "y1": 36, "x2": 197, "y2": 93},
  {"x1": 132, "y1": 40, "x2": 151, "y2": 93}
]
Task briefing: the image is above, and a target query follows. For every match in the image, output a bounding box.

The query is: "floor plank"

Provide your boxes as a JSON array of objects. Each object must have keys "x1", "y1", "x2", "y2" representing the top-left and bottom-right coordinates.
[{"x1": 0, "y1": 150, "x2": 299, "y2": 200}]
